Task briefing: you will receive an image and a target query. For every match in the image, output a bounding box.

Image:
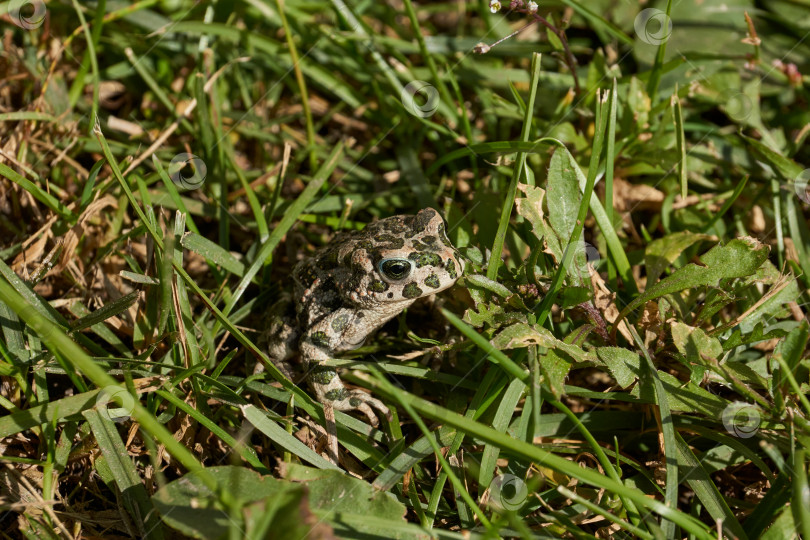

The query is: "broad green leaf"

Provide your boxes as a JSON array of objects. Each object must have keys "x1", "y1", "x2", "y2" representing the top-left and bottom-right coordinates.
[
  {"x1": 596, "y1": 347, "x2": 642, "y2": 389},
  {"x1": 772, "y1": 322, "x2": 810, "y2": 397},
  {"x1": 463, "y1": 302, "x2": 526, "y2": 329},
  {"x1": 282, "y1": 463, "x2": 407, "y2": 526},
  {"x1": 515, "y1": 183, "x2": 545, "y2": 241},
  {"x1": 761, "y1": 507, "x2": 799, "y2": 540},
  {"x1": 545, "y1": 147, "x2": 588, "y2": 286},
  {"x1": 464, "y1": 274, "x2": 513, "y2": 298},
  {"x1": 724, "y1": 78, "x2": 762, "y2": 128},
  {"x1": 490, "y1": 323, "x2": 576, "y2": 398},
  {"x1": 723, "y1": 323, "x2": 788, "y2": 351},
  {"x1": 720, "y1": 360, "x2": 769, "y2": 390},
  {"x1": 618, "y1": 236, "x2": 769, "y2": 324},
  {"x1": 631, "y1": 369, "x2": 731, "y2": 417},
  {"x1": 738, "y1": 275, "x2": 801, "y2": 334},
  {"x1": 742, "y1": 134, "x2": 803, "y2": 180},
  {"x1": 773, "y1": 321, "x2": 809, "y2": 373},
  {"x1": 559, "y1": 286, "x2": 592, "y2": 308},
  {"x1": 645, "y1": 231, "x2": 713, "y2": 284},
  {"x1": 491, "y1": 322, "x2": 586, "y2": 363},
  {"x1": 443, "y1": 309, "x2": 529, "y2": 384},
  {"x1": 242, "y1": 485, "x2": 322, "y2": 540},
  {"x1": 671, "y1": 322, "x2": 723, "y2": 362},
  {"x1": 152, "y1": 466, "x2": 309, "y2": 540},
  {"x1": 627, "y1": 76, "x2": 651, "y2": 129},
  {"x1": 541, "y1": 348, "x2": 574, "y2": 399}
]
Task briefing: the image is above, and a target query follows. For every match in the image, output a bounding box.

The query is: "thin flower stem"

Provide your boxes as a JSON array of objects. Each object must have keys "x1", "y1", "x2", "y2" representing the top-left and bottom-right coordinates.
[
  {"x1": 530, "y1": 13, "x2": 580, "y2": 94},
  {"x1": 488, "y1": 18, "x2": 538, "y2": 50},
  {"x1": 478, "y1": 5, "x2": 580, "y2": 94}
]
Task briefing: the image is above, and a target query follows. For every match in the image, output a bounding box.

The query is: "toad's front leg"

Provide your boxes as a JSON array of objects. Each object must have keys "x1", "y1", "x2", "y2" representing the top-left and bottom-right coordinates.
[{"x1": 299, "y1": 338, "x2": 390, "y2": 426}]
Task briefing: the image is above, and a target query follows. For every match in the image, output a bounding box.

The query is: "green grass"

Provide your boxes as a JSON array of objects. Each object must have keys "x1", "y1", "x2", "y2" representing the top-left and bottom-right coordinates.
[{"x1": 1, "y1": 0, "x2": 809, "y2": 538}]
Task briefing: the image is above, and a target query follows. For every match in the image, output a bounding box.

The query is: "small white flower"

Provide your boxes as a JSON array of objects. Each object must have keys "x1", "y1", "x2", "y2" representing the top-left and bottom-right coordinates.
[
  {"x1": 489, "y1": 0, "x2": 501, "y2": 13},
  {"x1": 527, "y1": 1, "x2": 539, "y2": 13},
  {"x1": 474, "y1": 42, "x2": 491, "y2": 54}
]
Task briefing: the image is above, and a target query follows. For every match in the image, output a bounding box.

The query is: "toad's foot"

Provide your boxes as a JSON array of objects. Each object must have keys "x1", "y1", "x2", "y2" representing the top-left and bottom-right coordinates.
[
  {"x1": 334, "y1": 390, "x2": 390, "y2": 426},
  {"x1": 310, "y1": 366, "x2": 390, "y2": 426}
]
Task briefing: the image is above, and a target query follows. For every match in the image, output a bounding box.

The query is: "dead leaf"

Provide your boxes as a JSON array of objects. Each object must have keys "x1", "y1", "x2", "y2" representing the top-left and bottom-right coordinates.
[
  {"x1": 11, "y1": 231, "x2": 49, "y2": 273},
  {"x1": 51, "y1": 195, "x2": 117, "y2": 276},
  {"x1": 591, "y1": 271, "x2": 633, "y2": 343},
  {"x1": 639, "y1": 301, "x2": 663, "y2": 349},
  {"x1": 107, "y1": 116, "x2": 144, "y2": 137},
  {"x1": 612, "y1": 177, "x2": 664, "y2": 212}
]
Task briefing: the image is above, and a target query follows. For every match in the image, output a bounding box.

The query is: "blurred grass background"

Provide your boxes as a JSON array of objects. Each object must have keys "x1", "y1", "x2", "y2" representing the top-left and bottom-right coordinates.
[{"x1": 1, "y1": 0, "x2": 809, "y2": 538}]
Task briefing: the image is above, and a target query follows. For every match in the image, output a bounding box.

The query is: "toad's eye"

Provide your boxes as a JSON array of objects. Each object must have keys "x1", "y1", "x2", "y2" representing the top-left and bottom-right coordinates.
[{"x1": 379, "y1": 258, "x2": 413, "y2": 281}]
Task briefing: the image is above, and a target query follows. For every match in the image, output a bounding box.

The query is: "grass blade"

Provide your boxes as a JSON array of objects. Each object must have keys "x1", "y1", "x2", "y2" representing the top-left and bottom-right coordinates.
[
  {"x1": 487, "y1": 52, "x2": 543, "y2": 281},
  {"x1": 84, "y1": 408, "x2": 164, "y2": 539}
]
